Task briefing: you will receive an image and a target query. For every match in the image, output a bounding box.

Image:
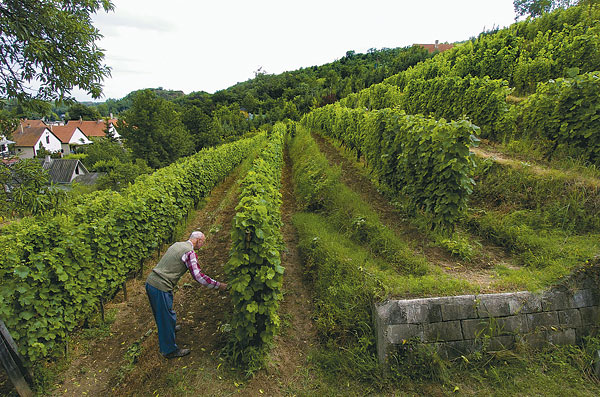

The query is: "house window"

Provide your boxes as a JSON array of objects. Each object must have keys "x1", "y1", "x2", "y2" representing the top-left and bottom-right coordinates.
[
  {"x1": 75, "y1": 167, "x2": 80, "y2": 175},
  {"x1": 46, "y1": 135, "x2": 50, "y2": 144}
]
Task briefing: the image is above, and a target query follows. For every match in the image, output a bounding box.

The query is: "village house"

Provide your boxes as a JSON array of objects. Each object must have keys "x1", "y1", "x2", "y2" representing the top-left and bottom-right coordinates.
[
  {"x1": 66, "y1": 119, "x2": 120, "y2": 140},
  {"x1": 50, "y1": 124, "x2": 92, "y2": 154},
  {"x1": 11, "y1": 120, "x2": 62, "y2": 158},
  {"x1": 39, "y1": 156, "x2": 90, "y2": 184},
  {"x1": 415, "y1": 40, "x2": 454, "y2": 53}
]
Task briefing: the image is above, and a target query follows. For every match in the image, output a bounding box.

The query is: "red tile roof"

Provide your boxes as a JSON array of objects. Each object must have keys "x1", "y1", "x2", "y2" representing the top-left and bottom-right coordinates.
[
  {"x1": 12, "y1": 126, "x2": 49, "y2": 147},
  {"x1": 50, "y1": 125, "x2": 78, "y2": 143},
  {"x1": 416, "y1": 43, "x2": 454, "y2": 53},
  {"x1": 19, "y1": 119, "x2": 47, "y2": 129},
  {"x1": 66, "y1": 120, "x2": 112, "y2": 137}
]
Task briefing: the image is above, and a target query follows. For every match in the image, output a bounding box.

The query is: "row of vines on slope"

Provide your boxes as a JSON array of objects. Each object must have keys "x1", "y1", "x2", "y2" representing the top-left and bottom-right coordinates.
[
  {"x1": 385, "y1": 5, "x2": 600, "y2": 96},
  {"x1": 0, "y1": 134, "x2": 263, "y2": 363},
  {"x1": 224, "y1": 123, "x2": 286, "y2": 369},
  {"x1": 302, "y1": 106, "x2": 479, "y2": 232}
]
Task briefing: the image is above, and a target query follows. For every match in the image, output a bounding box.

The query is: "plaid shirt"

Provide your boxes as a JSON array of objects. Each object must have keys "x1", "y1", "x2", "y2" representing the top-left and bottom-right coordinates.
[{"x1": 182, "y1": 250, "x2": 220, "y2": 289}]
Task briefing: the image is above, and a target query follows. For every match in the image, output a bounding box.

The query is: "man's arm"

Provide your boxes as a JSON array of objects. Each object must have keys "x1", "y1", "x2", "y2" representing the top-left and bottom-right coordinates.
[{"x1": 182, "y1": 251, "x2": 227, "y2": 289}]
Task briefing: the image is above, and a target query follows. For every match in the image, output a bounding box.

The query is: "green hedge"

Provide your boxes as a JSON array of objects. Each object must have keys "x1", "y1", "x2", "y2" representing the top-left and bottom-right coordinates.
[
  {"x1": 0, "y1": 135, "x2": 261, "y2": 363},
  {"x1": 225, "y1": 124, "x2": 285, "y2": 367}
]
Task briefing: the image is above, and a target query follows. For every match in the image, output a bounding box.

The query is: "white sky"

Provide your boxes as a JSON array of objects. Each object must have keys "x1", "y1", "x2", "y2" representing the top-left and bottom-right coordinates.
[{"x1": 73, "y1": 0, "x2": 518, "y2": 102}]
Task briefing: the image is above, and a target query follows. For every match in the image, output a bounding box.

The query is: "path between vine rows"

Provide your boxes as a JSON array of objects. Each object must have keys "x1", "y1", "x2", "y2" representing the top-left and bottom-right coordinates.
[
  {"x1": 49, "y1": 150, "x2": 317, "y2": 397},
  {"x1": 311, "y1": 133, "x2": 515, "y2": 293}
]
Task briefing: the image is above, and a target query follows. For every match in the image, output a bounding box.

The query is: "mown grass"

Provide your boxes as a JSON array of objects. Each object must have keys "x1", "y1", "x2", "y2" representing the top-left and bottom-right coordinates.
[{"x1": 467, "y1": 154, "x2": 600, "y2": 290}]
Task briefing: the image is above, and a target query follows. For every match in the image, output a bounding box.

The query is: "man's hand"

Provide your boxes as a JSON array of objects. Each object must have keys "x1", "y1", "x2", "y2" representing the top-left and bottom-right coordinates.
[{"x1": 219, "y1": 282, "x2": 228, "y2": 290}]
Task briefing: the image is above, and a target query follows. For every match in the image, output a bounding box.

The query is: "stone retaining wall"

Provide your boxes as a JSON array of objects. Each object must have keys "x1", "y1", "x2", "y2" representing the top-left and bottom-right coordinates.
[{"x1": 374, "y1": 283, "x2": 600, "y2": 363}]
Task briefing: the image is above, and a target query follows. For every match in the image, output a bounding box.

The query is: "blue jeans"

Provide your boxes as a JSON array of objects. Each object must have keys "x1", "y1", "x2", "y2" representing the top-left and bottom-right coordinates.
[{"x1": 145, "y1": 282, "x2": 178, "y2": 355}]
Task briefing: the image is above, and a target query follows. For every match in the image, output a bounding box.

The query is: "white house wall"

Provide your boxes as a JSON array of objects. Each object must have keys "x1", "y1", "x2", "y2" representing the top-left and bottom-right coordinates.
[
  {"x1": 70, "y1": 128, "x2": 91, "y2": 145},
  {"x1": 36, "y1": 130, "x2": 62, "y2": 154}
]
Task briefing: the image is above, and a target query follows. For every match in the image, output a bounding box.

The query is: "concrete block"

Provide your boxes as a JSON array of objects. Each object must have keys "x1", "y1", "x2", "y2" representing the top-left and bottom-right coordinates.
[
  {"x1": 477, "y1": 293, "x2": 513, "y2": 318},
  {"x1": 541, "y1": 290, "x2": 571, "y2": 311},
  {"x1": 509, "y1": 291, "x2": 542, "y2": 314},
  {"x1": 572, "y1": 289, "x2": 597, "y2": 308},
  {"x1": 462, "y1": 318, "x2": 491, "y2": 339},
  {"x1": 548, "y1": 328, "x2": 576, "y2": 346},
  {"x1": 424, "y1": 321, "x2": 463, "y2": 342},
  {"x1": 384, "y1": 299, "x2": 438, "y2": 324},
  {"x1": 487, "y1": 335, "x2": 516, "y2": 351},
  {"x1": 520, "y1": 330, "x2": 548, "y2": 349},
  {"x1": 496, "y1": 315, "x2": 529, "y2": 335},
  {"x1": 387, "y1": 324, "x2": 424, "y2": 344},
  {"x1": 558, "y1": 309, "x2": 582, "y2": 328},
  {"x1": 527, "y1": 311, "x2": 559, "y2": 329},
  {"x1": 436, "y1": 295, "x2": 478, "y2": 321},
  {"x1": 580, "y1": 306, "x2": 600, "y2": 326},
  {"x1": 425, "y1": 299, "x2": 443, "y2": 323}
]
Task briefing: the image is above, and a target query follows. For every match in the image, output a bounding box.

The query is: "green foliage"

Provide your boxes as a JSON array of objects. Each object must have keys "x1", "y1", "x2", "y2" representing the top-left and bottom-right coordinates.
[
  {"x1": 472, "y1": 157, "x2": 600, "y2": 232},
  {"x1": 80, "y1": 138, "x2": 130, "y2": 170},
  {"x1": 400, "y1": 76, "x2": 512, "y2": 139},
  {"x1": 118, "y1": 89, "x2": 195, "y2": 168},
  {"x1": 0, "y1": 135, "x2": 260, "y2": 364},
  {"x1": 0, "y1": 159, "x2": 66, "y2": 217},
  {"x1": 288, "y1": 126, "x2": 430, "y2": 275},
  {"x1": 302, "y1": 106, "x2": 480, "y2": 232},
  {"x1": 94, "y1": 158, "x2": 152, "y2": 191},
  {"x1": 518, "y1": 71, "x2": 600, "y2": 164},
  {"x1": 383, "y1": 4, "x2": 600, "y2": 97},
  {"x1": 224, "y1": 124, "x2": 285, "y2": 368},
  {"x1": 67, "y1": 103, "x2": 101, "y2": 121},
  {"x1": 0, "y1": 0, "x2": 114, "y2": 103}
]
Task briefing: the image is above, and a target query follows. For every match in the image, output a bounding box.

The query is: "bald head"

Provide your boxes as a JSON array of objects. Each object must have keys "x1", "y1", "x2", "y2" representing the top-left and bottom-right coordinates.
[{"x1": 190, "y1": 231, "x2": 205, "y2": 240}]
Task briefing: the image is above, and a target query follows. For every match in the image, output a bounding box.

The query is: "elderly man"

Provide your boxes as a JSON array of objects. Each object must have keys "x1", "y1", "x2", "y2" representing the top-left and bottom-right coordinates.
[{"x1": 145, "y1": 231, "x2": 227, "y2": 358}]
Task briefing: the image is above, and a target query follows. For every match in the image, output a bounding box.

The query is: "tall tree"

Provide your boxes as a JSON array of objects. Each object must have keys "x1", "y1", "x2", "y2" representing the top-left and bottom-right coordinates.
[
  {"x1": 0, "y1": 0, "x2": 114, "y2": 104},
  {"x1": 118, "y1": 90, "x2": 194, "y2": 168}
]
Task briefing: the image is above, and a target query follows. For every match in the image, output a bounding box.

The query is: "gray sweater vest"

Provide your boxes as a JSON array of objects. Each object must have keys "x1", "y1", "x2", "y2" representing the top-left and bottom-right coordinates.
[{"x1": 146, "y1": 241, "x2": 193, "y2": 292}]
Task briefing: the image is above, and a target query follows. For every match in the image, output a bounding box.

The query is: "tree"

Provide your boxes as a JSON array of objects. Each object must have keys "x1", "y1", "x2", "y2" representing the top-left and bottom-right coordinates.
[
  {"x1": 512, "y1": 0, "x2": 590, "y2": 18},
  {"x1": 94, "y1": 158, "x2": 151, "y2": 191},
  {"x1": 81, "y1": 138, "x2": 130, "y2": 170},
  {"x1": 67, "y1": 103, "x2": 101, "y2": 121},
  {"x1": 181, "y1": 106, "x2": 215, "y2": 151},
  {"x1": 0, "y1": 159, "x2": 65, "y2": 217},
  {"x1": 0, "y1": 0, "x2": 114, "y2": 103},
  {"x1": 118, "y1": 90, "x2": 194, "y2": 168}
]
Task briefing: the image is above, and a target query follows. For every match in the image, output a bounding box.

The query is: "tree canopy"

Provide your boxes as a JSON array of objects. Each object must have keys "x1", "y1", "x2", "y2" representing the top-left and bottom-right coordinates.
[
  {"x1": 118, "y1": 90, "x2": 194, "y2": 168},
  {"x1": 0, "y1": 0, "x2": 114, "y2": 104}
]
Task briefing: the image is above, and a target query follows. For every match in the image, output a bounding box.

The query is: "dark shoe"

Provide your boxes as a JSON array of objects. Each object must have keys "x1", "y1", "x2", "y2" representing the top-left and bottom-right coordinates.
[
  {"x1": 165, "y1": 348, "x2": 190, "y2": 359},
  {"x1": 175, "y1": 324, "x2": 182, "y2": 333}
]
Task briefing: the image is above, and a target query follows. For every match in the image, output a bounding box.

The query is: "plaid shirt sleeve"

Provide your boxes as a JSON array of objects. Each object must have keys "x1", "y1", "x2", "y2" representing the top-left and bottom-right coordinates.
[{"x1": 182, "y1": 251, "x2": 220, "y2": 289}]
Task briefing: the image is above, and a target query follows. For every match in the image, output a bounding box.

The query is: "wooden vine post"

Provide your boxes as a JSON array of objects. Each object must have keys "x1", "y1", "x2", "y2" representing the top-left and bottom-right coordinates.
[{"x1": 0, "y1": 320, "x2": 33, "y2": 397}]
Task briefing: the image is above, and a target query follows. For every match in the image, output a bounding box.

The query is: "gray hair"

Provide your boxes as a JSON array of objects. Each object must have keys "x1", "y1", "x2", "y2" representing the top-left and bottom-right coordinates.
[{"x1": 189, "y1": 231, "x2": 205, "y2": 240}]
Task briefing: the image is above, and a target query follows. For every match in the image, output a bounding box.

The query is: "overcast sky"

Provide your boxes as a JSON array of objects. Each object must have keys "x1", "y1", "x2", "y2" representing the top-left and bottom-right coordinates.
[{"x1": 73, "y1": 0, "x2": 518, "y2": 102}]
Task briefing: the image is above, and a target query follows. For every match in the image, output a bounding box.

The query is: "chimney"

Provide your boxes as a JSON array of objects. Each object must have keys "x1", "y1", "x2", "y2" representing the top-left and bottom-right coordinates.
[
  {"x1": 45, "y1": 155, "x2": 52, "y2": 165},
  {"x1": 110, "y1": 113, "x2": 113, "y2": 119},
  {"x1": 435, "y1": 39, "x2": 439, "y2": 49}
]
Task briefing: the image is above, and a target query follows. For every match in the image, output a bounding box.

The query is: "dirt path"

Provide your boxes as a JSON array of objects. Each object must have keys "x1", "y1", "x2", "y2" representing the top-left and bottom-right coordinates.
[
  {"x1": 311, "y1": 133, "x2": 514, "y2": 292},
  {"x1": 242, "y1": 147, "x2": 318, "y2": 395}
]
